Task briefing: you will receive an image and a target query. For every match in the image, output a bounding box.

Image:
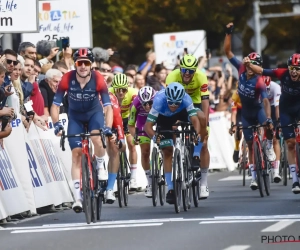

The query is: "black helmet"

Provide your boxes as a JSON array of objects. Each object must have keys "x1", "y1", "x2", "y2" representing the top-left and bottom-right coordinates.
[{"x1": 247, "y1": 52, "x2": 263, "y2": 66}]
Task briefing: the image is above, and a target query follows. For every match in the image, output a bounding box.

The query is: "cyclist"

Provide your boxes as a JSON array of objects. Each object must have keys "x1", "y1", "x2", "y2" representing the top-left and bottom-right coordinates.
[
  {"x1": 244, "y1": 53, "x2": 300, "y2": 193},
  {"x1": 165, "y1": 54, "x2": 209, "y2": 199},
  {"x1": 224, "y1": 23, "x2": 275, "y2": 191},
  {"x1": 144, "y1": 82, "x2": 201, "y2": 204},
  {"x1": 103, "y1": 92, "x2": 126, "y2": 203},
  {"x1": 109, "y1": 74, "x2": 140, "y2": 191},
  {"x1": 51, "y1": 48, "x2": 113, "y2": 212},
  {"x1": 229, "y1": 89, "x2": 242, "y2": 163},
  {"x1": 128, "y1": 86, "x2": 156, "y2": 198},
  {"x1": 264, "y1": 76, "x2": 282, "y2": 183}
]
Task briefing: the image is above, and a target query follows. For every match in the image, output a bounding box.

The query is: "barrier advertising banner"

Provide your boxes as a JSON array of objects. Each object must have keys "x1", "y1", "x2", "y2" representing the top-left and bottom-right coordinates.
[
  {"x1": 21, "y1": 0, "x2": 93, "y2": 48},
  {"x1": 0, "y1": 0, "x2": 38, "y2": 33}
]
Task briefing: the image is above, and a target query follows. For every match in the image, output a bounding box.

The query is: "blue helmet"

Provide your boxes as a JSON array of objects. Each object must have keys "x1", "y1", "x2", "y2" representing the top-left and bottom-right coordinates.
[{"x1": 165, "y1": 82, "x2": 185, "y2": 102}]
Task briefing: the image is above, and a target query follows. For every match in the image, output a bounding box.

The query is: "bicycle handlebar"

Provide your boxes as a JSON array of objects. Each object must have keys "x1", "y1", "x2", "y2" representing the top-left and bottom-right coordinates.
[{"x1": 60, "y1": 129, "x2": 107, "y2": 151}]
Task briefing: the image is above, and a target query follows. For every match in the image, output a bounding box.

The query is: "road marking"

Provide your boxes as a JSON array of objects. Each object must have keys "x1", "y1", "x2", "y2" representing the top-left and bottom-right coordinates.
[
  {"x1": 11, "y1": 223, "x2": 163, "y2": 234},
  {"x1": 219, "y1": 176, "x2": 251, "y2": 181},
  {"x1": 200, "y1": 219, "x2": 300, "y2": 225},
  {"x1": 214, "y1": 214, "x2": 300, "y2": 220},
  {"x1": 223, "y1": 245, "x2": 251, "y2": 250},
  {"x1": 261, "y1": 220, "x2": 295, "y2": 232}
]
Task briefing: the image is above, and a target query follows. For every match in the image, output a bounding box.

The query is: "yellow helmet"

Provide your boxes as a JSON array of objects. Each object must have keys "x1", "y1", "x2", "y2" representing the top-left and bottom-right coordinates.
[
  {"x1": 111, "y1": 73, "x2": 128, "y2": 88},
  {"x1": 179, "y1": 54, "x2": 198, "y2": 69}
]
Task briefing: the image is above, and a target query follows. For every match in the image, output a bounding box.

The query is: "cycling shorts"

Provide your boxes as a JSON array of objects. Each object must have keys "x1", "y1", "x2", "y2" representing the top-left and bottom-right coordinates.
[
  {"x1": 68, "y1": 110, "x2": 104, "y2": 150},
  {"x1": 132, "y1": 135, "x2": 151, "y2": 145},
  {"x1": 194, "y1": 103, "x2": 210, "y2": 136},
  {"x1": 279, "y1": 95, "x2": 300, "y2": 140},
  {"x1": 156, "y1": 108, "x2": 189, "y2": 149},
  {"x1": 241, "y1": 106, "x2": 266, "y2": 141}
]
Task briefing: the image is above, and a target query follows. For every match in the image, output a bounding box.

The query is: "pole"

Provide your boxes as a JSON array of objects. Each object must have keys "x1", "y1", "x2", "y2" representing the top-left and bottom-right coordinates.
[
  {"x1": 1, "y1": 34, "x2": 13, "y2": 50},
  {"x1": 253, "y1": 0, "x2": 262, "y2": 55}
]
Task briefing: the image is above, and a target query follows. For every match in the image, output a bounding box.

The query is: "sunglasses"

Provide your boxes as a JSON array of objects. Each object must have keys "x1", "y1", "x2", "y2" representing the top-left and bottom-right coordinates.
[
  {"x1": 167, "y1": 100, "x2": 181, "y2": 106},
  {"x1": 92, "y1": 67, "x2": 99, "y2": 71},
  {"x1": 250, "y1": 60, "x2": 261, "y2": 66},
  {"x1": 181, "y1": 68, "x2": 195, "y2": 75},
  {"x1": 288, "y1": 66, "x2": 300, "y2": 71},
  {"x1": 6, "y1": 59, "x2": 18, "y2": 66},
  {"x1": 142, "y1": 100, "x2": 153, "y2": 106},
  {"x1": 76, "y1": 60, "x2": 91, "y2": 67},
  {"x1": 100, "y1": 68, "x2": 112, "y2": 73},
  {"x1": 115, "y1": 88, "x2": 128, "y2": 93}
]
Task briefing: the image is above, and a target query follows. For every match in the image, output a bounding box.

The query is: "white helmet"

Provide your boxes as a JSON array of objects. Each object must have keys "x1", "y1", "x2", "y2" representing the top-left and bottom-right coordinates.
[{"x1": 138, "y1": 86, "x2": 155, "y2": 103}]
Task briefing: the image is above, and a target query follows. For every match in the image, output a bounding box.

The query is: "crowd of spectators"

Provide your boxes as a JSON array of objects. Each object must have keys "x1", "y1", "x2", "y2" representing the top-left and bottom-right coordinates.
[{"x1": 0, "y1": 39, "x2": 239, "y2": 147}]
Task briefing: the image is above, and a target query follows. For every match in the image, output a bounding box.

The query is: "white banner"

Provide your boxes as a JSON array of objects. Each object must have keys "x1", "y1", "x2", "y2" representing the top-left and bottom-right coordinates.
[
  {"x1": 0, "y1": 146, "x2": 30, "y2": 217},
  {"x1": 4, "y1": 114, "x2": 36, "y2": 214},
  {"x1": 0, "y1": 0, "x2": 38, "y2": 33},
  {"x1": 208, "y1": 112, "x2": 235, "y2": 171},
  {"x1": 153, "y1": 30, "x2": 206, "y2": 69},
  {"x1": 21, "y1": 0, "x2": 93, "y2": 48}
]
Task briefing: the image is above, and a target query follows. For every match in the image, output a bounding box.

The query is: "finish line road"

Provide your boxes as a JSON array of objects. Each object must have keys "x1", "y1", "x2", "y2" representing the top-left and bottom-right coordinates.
[{"x1": 1, "y1": 171, "x2": 300, "y2": 250}]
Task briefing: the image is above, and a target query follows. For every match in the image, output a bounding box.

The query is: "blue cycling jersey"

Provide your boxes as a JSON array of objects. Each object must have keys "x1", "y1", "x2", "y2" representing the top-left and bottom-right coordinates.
[
  {"x1": 147, "y1": 89, "x2": 197, "y2": 123},
  {"x1": 229, "y1": 56, "x2": 267, "y2": 107},
  {"x1": 53, "y1": 70, "x2": 111, "y2": 114}
]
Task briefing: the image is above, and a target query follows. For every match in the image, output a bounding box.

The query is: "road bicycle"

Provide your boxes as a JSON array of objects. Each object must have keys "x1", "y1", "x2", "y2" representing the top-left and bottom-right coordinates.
[{"x1": 60, "y1": 126, "x2": 107, "y2": 224}]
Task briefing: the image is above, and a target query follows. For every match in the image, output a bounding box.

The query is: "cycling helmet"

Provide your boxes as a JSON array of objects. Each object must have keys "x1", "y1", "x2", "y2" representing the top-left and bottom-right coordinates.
[
  {"x1": 111, "y1": 73, "x2": 129, "y2": 88},
  {"x1": 263, "y1": 76, "x2": 271, "y2": 88},
  {"x1": 287, "y1": 53, "x2": 300, "y2": 66},
  {"x1": 138, "y1": 86, "x2": 155, "y2": 103},
  {"x1": 179, "y1": 54, "x2": 198, "y2": 69},
  {"x1": 165, "y1": 82, "x2": 185, "y2": 102},
  {"x1": 73, "y1": 48, "x2": 94, "y2": 62},
  {"x1": 247, "y1": 52, "x2": 262, "y2": 66}
]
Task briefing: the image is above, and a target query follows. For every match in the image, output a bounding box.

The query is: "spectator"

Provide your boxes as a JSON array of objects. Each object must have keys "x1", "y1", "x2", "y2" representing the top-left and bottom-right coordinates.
[
  {"x1": 125, "y1": 72, "x2": 134, "y2": 87},
  {"x1": 35, "y1": 40, "x2": 59, "y2": 66},
  {"x1": 134, "y1": 73, "x2": 145, "y2": 90},
  {"x1": 39, "y1": 69, "x2": 62, "y2": 118},
  {"x1": 60, "y1": 47, "x2": 74, "y2": 71},
  {"x1": 0, "y1": 49, "x2": 18, "y2": 85},
  {"x1": 146, "y1": 64, "x2": 167, "y2": 91},
  {"x1": 112, "y1": 65, "x2": 123, "y2": 75},
  {"x1": 52, "y1": 60, "x2": 68, "y2": 75},
  {"x1": 18, "y1": 42, "x2": 37, "y2": 60},
  {"x1": 30, "y1": 61, "x2": 45, "y2": 117},
  {"x1": 139, "y1": 51, "x2": 156, "y2": 78},
  {"x1": 20, "y1": 56, "x2": 35, "y2": 101},
  {"x1": 125, "y1": 64, "x2": 137, "y2": 79}
]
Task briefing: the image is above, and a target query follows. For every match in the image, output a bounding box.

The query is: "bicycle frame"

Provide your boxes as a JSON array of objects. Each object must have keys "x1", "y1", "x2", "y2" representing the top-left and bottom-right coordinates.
[{"x1": 81, "y1": 138, "x2": 94, "y2": 192}]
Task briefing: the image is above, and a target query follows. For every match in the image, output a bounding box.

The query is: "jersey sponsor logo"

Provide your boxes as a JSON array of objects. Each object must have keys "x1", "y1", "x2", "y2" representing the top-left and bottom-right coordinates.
[
  {"x1": 239, "y1": 84, "x2": 255, "y2": 98},
  {"x1": 185, "y1": 87, "x2": 198, "y2": 94},
  {"x1": 72, "y1": 80, "x2": 75, "y2": 85},
  {"x1": 201, "y1": 84, "x2": 208, "y2": 92},
  {"x1": 282, "y1": 85, "x2": 300, "y2": 95}
]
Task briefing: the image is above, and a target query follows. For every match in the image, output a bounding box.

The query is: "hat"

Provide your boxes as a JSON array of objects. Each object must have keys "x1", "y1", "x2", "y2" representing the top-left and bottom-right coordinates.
[{"x1": 112, "y1": 66, "x2": 123, "y2": 74}]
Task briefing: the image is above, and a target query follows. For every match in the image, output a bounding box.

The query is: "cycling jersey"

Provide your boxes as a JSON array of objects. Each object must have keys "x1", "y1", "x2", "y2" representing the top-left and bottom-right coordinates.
[
  {"x1": 128, "y1": 96, "x2": 149, "y2": 139},
  {"x1": 229, "y1": 56, "x2": 268, "y2": 141},
  {"x1": 109, "y1": 87, "x2": 138, "y2": 119},
  {"x1": 230, "y1": 57, "x2": 267, "y2": 107},
  {"x1": 147, "y1": 89, "x2": 197, "y2": 123},
  {"x1": 54, "y1": 70, "x2": 111, "y2": 112},
  {"x1": 231, "y1": 90, "x2": 242, "y2": 111},
  {"x1": 263, "y1": 68, "x2": 300, "y2": 97},
  {"x1": 266, "y1": 81, "x2": 281, "y2": 107},
  {"x1": 53, "y1": 70, "x2": 111, "y2": 149},
  {"x1": 165, "y1": 69, "x2": 209, "y2": 104},
  {"x1": 262, "y1": 68, "x2": 300, "y2": 139},
  {"x1": 108, "y1": 92, "x2": 125, "y2": 141}
]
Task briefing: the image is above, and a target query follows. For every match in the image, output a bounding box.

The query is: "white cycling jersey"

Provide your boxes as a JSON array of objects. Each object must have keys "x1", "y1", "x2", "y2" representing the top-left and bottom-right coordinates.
[{"x1": 266, "y1": 81, "x2": 281, "y2": 107}]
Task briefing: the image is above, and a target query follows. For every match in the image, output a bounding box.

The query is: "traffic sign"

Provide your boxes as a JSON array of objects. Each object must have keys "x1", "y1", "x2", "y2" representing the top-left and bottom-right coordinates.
[
  {"x1": 250, "y1": 35, "x2": 267, "y2": 51},
  {"x1": 247, "y1": 17, "x2": 269, "y2": 31}
]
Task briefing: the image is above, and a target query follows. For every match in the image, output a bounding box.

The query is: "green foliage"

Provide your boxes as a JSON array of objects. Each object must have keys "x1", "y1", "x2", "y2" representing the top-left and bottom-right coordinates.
[{"x1": 91, "y1": 0, "x2": 300, "y2": 62}]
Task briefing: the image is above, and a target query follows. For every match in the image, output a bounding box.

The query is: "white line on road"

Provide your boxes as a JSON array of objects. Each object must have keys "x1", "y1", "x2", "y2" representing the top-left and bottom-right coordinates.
[
  {"x1": 261, "y1": 220, "x2": 295, "y2": 232},
  {"x1": 214, "y1": 214, "x2": 300, "y2": 220},
  {"x1": 11, "y1": 223, "x2": 163, "y2": 234},
  {"x1": 219, "y1": 176, "x2": 251, "y2": 181},
  {"x1": 200, "y1": 219, "x2": 300, "y2": 224},
  {"x1": 223, "y1": 245, "x2": 251, "y2": 250}
]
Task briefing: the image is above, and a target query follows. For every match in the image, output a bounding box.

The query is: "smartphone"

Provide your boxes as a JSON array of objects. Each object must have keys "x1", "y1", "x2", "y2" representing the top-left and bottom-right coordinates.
[
  {"x1": 61, "y1": 37, "x2": 70, "y2": 50},
  {"x1": 184, "y1": 48, "x2": 188, "y2": 54},
  {"x1": 206, "y1": 49, "x2": 210, "y2": 59},
  {"x1": 7, "y1": 85, "x2": 12, "y2": 92}
]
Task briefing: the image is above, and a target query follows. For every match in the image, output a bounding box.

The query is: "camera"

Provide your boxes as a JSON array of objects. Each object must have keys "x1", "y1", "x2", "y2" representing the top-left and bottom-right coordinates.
[{"x1": 0, "y1": 113, "x2": 16, "y2": 131}]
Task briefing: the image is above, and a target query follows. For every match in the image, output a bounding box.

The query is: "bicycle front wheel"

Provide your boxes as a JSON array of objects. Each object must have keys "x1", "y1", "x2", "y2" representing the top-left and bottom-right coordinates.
[
  {"x1": 242, "y1": 140, "x2": 247, "y2": 187},
  {"x1": 117, "y1": 152, "x2": 124, "y2": 208},
  {"x1": 82, "y1": 154, "x2": 92, "y2": 224},
  {"x1": 151, "y1": 147, "x2": 159, "y2": 207},
  {"x1": 282, "y1": 140, "x2": 288, "y2": 186},
  {"x1": 173, "y1": 148, "x2": 182, "y2": 213},
  {"x1": 254, "y1": 141, "x2": 264, "y2": 198},
  {"x1": 158, "y1": 153, "x2": 165, "y2": 206}
]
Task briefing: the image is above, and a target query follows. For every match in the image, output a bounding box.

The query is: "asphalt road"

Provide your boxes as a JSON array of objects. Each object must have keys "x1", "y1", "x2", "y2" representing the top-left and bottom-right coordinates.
[{"x1": 1, "y1": 170, "x2": 300, "y2": 250}]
